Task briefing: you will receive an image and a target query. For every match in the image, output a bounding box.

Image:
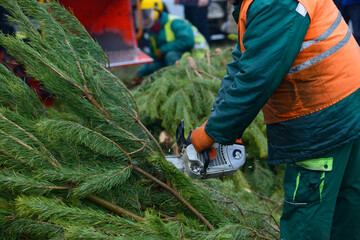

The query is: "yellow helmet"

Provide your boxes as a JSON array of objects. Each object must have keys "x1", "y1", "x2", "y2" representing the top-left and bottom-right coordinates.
[
  {"x1": 140, "y1": 0, "x2": 164, "y2": 11},
  {"x1": 140, "y1": 0, "x2": 164, "y2": 28}
]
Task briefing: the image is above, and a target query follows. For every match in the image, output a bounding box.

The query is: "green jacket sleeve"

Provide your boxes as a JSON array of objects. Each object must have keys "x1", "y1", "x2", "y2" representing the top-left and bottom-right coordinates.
[
  {"x1": 159, "y1": 19, "x2": 195, "y2": 54},
  {"x1": 205, "y1": 0, "x2": 310, "y2": 144}
]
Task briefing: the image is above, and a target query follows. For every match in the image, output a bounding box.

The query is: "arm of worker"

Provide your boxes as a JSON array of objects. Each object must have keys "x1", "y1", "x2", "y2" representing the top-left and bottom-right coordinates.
[
  {"x1": 159, "y1": 19, "x2": 194, "y2": 54},
  {"x1": 203, "y1": 0, "x2": 311, "y2": 146},
  {"x1": 191, "y1": 43, "x2": 243, "y2": 152}
]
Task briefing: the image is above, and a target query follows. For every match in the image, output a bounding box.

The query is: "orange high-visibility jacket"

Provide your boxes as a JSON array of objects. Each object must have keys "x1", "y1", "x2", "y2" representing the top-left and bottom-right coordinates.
[{"x1": 238, "y1": 0, "x2": 360, "y2": 124}]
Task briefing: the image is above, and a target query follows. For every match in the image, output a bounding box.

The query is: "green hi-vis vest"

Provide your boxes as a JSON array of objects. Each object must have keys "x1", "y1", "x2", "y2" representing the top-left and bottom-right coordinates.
[{"x1": 150, "y1": 14, "x2": 208, "y2": 56}]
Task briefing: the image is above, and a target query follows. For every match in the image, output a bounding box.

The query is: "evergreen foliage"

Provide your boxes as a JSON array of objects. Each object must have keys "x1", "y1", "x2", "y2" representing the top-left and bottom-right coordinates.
[
  {"x1": 0, "y1": 0, "x2": 281, "y2": 239},
  {"x1": 133, "y1": 50, "x2": 229, "y2": 136}
]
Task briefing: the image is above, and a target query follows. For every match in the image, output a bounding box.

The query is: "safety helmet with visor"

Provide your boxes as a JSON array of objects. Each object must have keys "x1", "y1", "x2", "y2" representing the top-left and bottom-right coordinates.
[{"x1": 140, "y1": 0, "x2": 164, "y2": 29}]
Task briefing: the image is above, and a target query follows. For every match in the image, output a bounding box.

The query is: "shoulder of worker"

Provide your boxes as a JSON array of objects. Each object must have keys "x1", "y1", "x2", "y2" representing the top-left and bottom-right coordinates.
[
  {"x1": 248, "y1": 0, "x2": 305, "y2": 11},
  {"x1": 243, "y1": 0, "x2": 310, "y2": 23},
  {"x1": 160, "y1": 12, "x2": 184, "y2": 26},
  {"x1": 160, "y1": 12, "x2": 170, "y2": 24}
]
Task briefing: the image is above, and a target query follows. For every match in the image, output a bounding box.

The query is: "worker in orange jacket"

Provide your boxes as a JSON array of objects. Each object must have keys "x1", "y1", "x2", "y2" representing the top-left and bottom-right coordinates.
[{"x1": 190, "y1": 0, "x2": 360, "y2": 238}]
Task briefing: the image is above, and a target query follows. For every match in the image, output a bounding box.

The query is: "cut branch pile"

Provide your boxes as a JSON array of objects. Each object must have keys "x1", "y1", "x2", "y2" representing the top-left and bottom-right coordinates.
[{"x1": 0, "y1": 1, "x2": 281, "y2": 239}]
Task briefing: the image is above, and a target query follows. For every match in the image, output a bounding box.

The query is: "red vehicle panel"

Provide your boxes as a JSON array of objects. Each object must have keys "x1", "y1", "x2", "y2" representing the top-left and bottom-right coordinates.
[{"x1": 59, "y1": 0, "x2": 152, "y2": 67}]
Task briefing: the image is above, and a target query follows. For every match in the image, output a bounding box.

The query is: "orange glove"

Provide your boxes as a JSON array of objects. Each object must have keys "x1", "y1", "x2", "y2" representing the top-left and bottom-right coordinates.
[{"x1": 190, "y1": 122, "x2": 215, "y2": 153}]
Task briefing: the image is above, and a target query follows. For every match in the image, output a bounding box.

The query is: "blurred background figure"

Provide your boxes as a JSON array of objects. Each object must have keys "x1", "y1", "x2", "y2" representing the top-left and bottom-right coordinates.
[
  {"x1": 130, "y1": 0, "x2": 208, "y2": 87},
  {"x1": 175, "y1": 0, "x2": 211, "y2": 45},
  {"x1": 333, "y1": 0, "x2": 360, "y2": 45}
]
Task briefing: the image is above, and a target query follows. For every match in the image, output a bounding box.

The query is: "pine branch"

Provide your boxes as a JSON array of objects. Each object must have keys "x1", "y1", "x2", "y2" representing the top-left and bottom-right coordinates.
[
  {"x1": 36, "y1": 120, "x2": 132, "y2": 163},
  {"x1": 0, "y1": 170, "x2": 71, "y2": 195},
  {"x1": 132, "y1": 164, "x2": 215, "y2": 231},
  {"x1": 86, "y1": 194, "x2": 144, "y2": 222},
  {"x1": 73, "y1": 165, "x2": 132, "y2": 197},
  {"x1": 0, "y1": 128, "x2": 59, "y2": 168},
  {"x1": 0, "y1": 114, "x2": 61, "y2": 168}
]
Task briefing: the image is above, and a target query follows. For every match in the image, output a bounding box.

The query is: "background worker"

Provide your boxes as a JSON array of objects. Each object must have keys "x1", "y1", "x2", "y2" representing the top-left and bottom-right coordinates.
[
  {"x1": 190, "y1": 0, "x2": 360, "y2": 239},
  {"x1": 130, "y1": 0, "x2": 209, "y2": 87}
]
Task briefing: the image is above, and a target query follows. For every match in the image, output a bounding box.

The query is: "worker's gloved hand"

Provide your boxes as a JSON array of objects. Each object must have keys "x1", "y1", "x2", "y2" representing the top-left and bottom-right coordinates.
[
  {"x1": 190, "y1": 121, "x2": 215, "y2": 153},
  {"x1": 156, "y1": 49, "x2": 162, "y2": 59}
]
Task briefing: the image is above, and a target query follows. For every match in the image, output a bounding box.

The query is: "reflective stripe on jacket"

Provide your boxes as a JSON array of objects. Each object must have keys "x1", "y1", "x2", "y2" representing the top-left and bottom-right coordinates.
[{"x1": 238, "y1": 0, "x2": 360, "y2": 124}]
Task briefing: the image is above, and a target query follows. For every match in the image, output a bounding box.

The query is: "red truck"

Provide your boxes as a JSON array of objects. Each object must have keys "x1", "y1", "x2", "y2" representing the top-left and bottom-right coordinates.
[{"x1": 58, "y1": 0, "x2": 153, "y2": 68}]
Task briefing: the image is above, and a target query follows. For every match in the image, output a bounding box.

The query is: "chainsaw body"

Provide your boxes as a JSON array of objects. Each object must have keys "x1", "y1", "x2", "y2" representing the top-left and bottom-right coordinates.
[
  {"x1": 166, "y1": 143, "x2": 245, "y2": 179},
  {"x1": 165, "y1": 120, "x2": 246, "y2": 179}
]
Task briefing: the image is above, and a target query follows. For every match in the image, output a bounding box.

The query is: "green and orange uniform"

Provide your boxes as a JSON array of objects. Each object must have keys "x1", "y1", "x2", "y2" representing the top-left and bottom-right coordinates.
[{"x1": 190, "y1": 0, "x2": 360, "y2": 238}]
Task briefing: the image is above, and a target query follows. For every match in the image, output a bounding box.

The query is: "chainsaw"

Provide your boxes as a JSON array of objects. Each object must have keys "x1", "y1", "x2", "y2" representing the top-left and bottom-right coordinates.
[{"x1": 165, "y1": 120, "x2": 246, "y2": 179}]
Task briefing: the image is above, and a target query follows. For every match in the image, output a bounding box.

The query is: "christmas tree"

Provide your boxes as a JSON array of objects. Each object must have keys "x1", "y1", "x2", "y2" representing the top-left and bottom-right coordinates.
[{"x1": 0, "y1": 0, "x2": 281, "y2": 239}]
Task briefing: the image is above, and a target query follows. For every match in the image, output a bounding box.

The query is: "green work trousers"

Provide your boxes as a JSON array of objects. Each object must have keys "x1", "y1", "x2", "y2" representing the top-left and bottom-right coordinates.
[{"x1": 280, "y1": 137, "x2": 360, "y2": 240}]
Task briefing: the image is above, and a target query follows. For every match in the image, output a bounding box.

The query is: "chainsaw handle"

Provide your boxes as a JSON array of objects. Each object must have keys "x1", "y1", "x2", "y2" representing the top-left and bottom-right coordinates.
[
  {"x1": 176, "y1": 119, "x2": 191, "y2": 149},
  {"x1": 200, "y1": 148, "x2": 211, "y2": 176}
]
